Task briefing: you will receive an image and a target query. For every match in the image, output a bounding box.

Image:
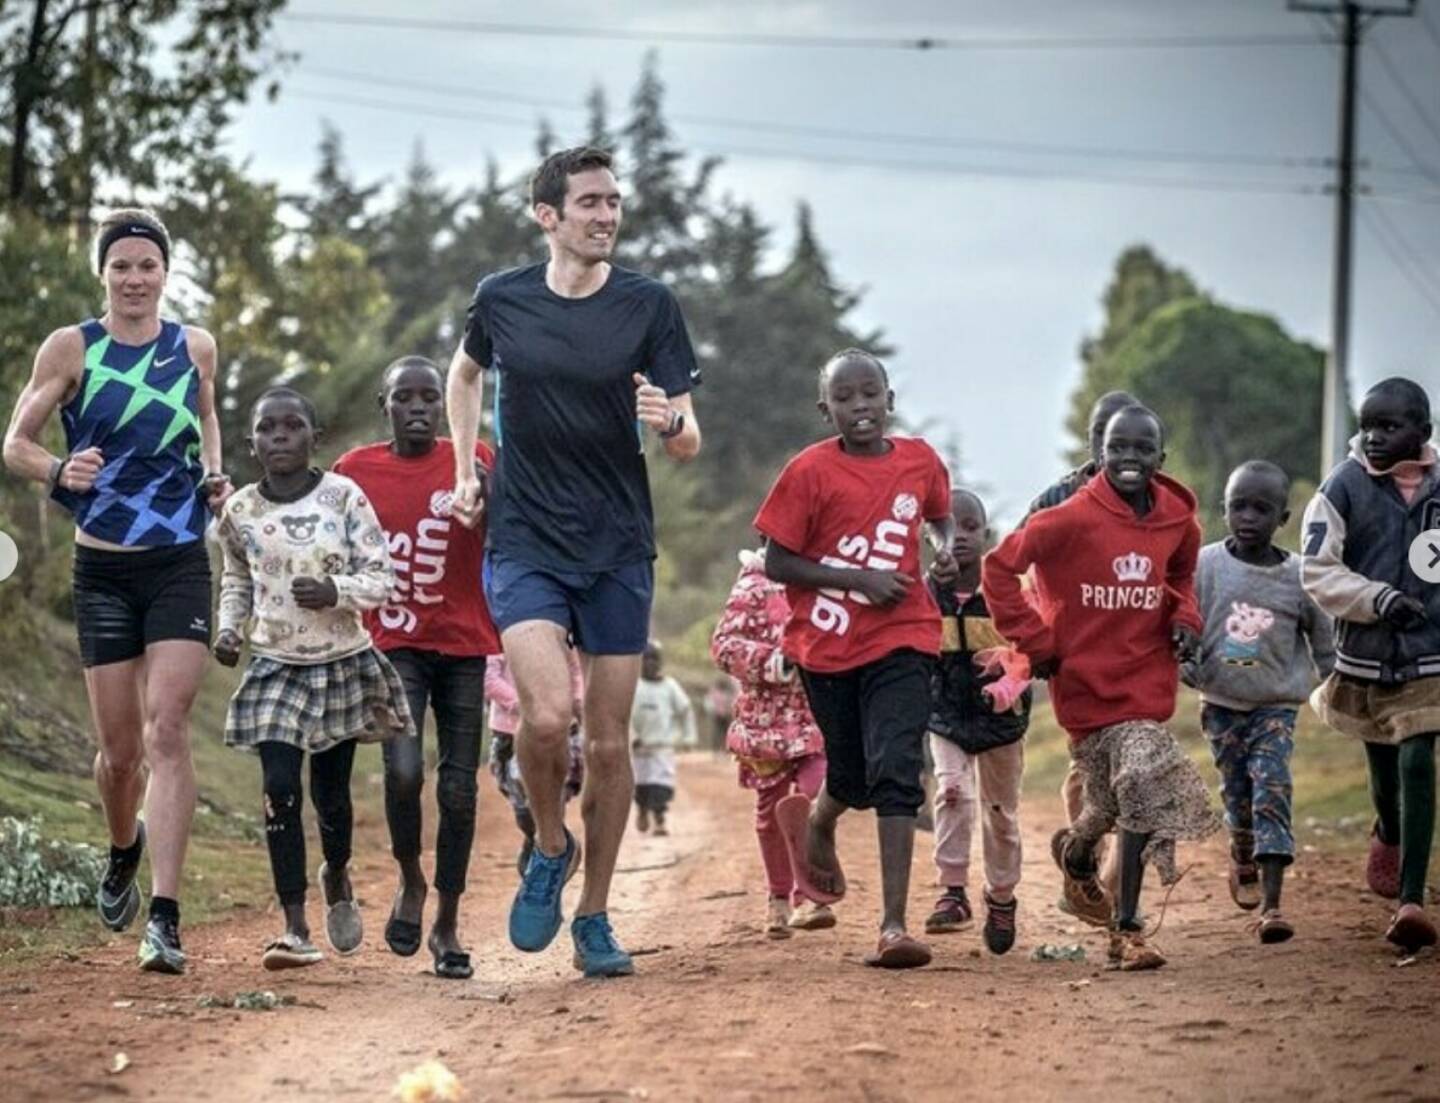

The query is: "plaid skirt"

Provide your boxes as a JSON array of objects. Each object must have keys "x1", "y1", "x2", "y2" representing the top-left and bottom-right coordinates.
[
  {"x1": 1071, "y1": 720, "x2": 1219, "y2": 884},
  {"x1": 225, "y1": 648, "x2": 415, "y2": 754}
]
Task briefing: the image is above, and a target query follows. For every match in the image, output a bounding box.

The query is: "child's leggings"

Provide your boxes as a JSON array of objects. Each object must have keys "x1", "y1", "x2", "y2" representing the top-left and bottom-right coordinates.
[
  {"x1": 754, "y1": 754, "x2": 826, "y2": 904},
  {"x1": 259, "y1": 740, "x2": 357, "y2": 906},
  {"x1": 930, "y1": 735, "x2": 1024, "y2": 895},
  {"x1": 1364, "y1": 732, "x2": 1437, "y2": 905},
  {"x1": 1200, "y1": 704, "x2": 1296, "y2": 863}
]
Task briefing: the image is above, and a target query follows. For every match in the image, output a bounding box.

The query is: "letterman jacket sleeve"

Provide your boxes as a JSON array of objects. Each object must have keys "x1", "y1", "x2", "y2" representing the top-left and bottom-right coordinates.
[
  {"x1": 1300, "y1": 480, "x2": 1387, "y2": 624},
  {"x1": 981, "y1": 518, "x2": 1058, "y2": 663}
]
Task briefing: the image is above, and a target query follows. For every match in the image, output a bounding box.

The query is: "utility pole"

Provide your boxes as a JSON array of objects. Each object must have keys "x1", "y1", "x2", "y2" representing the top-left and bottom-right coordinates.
[{"x1": 1288, "y1": 1, "x2": 1415, "y2": 478}]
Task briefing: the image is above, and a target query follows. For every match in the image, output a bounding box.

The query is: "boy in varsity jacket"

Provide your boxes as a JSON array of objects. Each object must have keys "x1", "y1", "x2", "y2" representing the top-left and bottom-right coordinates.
[{"x1": 1301, "y1": 376, "x2": 1440, "y2": 953}]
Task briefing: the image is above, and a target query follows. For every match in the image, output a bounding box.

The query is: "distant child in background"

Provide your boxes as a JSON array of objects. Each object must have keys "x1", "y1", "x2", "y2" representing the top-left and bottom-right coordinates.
[
  {"x1": 757, "y1": 348, "x2": 956, "y2": 969},
  {"x1": 485, "y1": 652, "x2": 585, "y2": 874},
  {"x1": 214, "y1": 387, "x2": 412, "y2": 971},
  {"x1": 631, "y1": 640, "x2": 696, "y2": 835},
  {"x1": 704, "y1": 675, "x2": 738, "y2": 754},
  {"x1": 332, "y1": 355, "x2": 501, "y2": 980},
  {"x1": 712, "y1": 547, "x2": 832, "y2": 939},
  {"x1": 984, "y1": 403, "x2": 1217, "y2": 971},
  {"x1": 1190, "y1": 460, "x2": 1334, "y2": 944},
  {"x1": 1302, "y1": 377, "x2": 1440, "y2": 953},
  {"x1": 925, "y1": 489, "x2": 1031, "y2": 956}
]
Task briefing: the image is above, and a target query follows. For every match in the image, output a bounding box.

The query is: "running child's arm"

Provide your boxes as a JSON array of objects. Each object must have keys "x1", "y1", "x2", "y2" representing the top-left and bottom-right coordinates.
[
  {"x1": 214, "y1": 511, "x2": 252, "y2": 667},
  {"x1": 924, "y1": 514, "x2": 959, "y2": 585},
  {"x1": 326, "y1": 487, "x2": 395, "y2": 612},
  {"x1": 710, "y1": 574, "x2": 785, "y2": 685},
  {"x1": 1165, "y1": 519, "x2": 1204, "y2": 662},
  {"x1": 764, "y1": 540, "x2": 914, "y2": 608},
  {"x1": 1300, "y1": 486, "x2": 1426, "y2": 627},
  {"x1": 1300, "y1": 591, "x2": 1338, "y2": 680},
  {"x1": 672, "y1": 680, "x2": 698, "y2": 747},
  {"x1": 980, "y1": 522, "x2": 1058, "y2": 670}
]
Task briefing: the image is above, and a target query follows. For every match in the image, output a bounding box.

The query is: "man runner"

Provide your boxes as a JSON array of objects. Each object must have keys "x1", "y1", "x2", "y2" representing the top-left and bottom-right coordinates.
[{"x1": 447, "y1": 146, "x2": 702, "y2": 977}]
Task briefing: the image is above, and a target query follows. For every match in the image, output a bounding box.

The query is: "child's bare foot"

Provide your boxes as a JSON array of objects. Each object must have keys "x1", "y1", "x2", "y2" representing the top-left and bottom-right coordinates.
[{"x1": 776, "y1": 793, "x2": 845, "y2": 903}]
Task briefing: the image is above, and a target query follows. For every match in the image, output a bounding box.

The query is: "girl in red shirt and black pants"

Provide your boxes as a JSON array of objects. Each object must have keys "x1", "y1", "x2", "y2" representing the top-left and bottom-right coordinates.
[
  {"x1": 333, "y1": 356, "x2": 502, "y2": 980},
  {"x1": 755, "y1": 349, "x2": 956, "y2": 969}
]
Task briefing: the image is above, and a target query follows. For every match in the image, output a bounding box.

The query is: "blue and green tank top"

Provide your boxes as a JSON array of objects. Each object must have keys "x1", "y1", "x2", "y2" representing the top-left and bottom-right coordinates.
[{"x1": 52, "y1": 319, "x2": 205, "y2": 546}]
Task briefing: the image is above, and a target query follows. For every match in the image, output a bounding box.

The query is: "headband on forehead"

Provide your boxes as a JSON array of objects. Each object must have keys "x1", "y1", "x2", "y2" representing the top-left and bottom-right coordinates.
[{"x1": 97, "y1": 222, "x2": 169, "y2": 272}]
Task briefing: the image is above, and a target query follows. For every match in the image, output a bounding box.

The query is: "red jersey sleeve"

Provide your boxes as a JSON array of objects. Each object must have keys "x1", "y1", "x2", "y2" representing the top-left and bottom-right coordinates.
[
  {"x1": 753, "y1": 455, "x2": 814, "y2": 553},
  {"x1": 922, "y1": 446, "x2": 952, "y2": 521},
  {"x1": 1165, "y1": 517, "x2": 1204, "y2": 635},
  {"x1": 981, "y1": 519, "x2": 1058, "y2": 662}
]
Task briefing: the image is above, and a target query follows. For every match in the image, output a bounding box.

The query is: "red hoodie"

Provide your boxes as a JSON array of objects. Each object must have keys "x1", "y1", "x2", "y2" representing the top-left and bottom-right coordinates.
[{"x1": 981, "y1": 471, "x2": 1203, "y2": 742}]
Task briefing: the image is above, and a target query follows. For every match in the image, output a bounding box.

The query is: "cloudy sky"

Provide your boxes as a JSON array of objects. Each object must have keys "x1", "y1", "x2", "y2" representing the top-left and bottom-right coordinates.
[{"x1": 228, "y1": 0, "x2": 1440, "y2": 521}]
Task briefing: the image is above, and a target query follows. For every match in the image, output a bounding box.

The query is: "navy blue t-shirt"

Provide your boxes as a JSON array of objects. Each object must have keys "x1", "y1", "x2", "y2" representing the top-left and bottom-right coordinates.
[{"x1": 463, "y1": 263, "x2": 701, "y2": 572}]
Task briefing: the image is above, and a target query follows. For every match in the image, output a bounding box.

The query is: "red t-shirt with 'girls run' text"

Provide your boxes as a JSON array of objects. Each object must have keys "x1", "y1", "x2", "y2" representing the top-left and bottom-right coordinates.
[
  {"x1": 753, "y1": 435, "x2": 951, "y2": 674},
  {"x1": 332, "y1": 438, "x2": 501, "y2": 657}
]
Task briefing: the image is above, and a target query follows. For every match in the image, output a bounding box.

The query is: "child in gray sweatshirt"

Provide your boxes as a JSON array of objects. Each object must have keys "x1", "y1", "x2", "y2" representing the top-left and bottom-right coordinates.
[{"x1": 1190, "y1": 461, "x2": 1334, "y2": 944}]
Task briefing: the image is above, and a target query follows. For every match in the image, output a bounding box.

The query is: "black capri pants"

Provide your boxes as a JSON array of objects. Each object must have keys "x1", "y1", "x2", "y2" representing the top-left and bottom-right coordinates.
[{"x1": 799, "y1": 648, "x2": 933, "y2": 818}]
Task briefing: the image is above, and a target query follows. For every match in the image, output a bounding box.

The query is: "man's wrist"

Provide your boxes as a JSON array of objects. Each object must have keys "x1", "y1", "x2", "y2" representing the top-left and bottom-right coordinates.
[
  {"x1": 659, "y1": 409, "x2": 686, "y2": 439},
  {"x1": 46, "y1": 455, "x2": 67, "y2": 491}
]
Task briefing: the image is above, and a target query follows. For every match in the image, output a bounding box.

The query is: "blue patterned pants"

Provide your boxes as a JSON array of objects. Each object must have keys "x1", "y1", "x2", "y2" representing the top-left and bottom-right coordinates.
[{"x1": 1200, "y1": 704, "x2": 1297, "y2": 865}]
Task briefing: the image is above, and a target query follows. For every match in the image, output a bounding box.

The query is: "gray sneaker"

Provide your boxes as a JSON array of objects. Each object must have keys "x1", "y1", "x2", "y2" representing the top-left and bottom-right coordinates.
[
  {"x1": 98, "y1": 822, "x2": 145, "y2": 932},
  {"x1": 318, "y1": 863, "x2": 363, "y2": 955},
  {"x1": 137, "y1": 915, "x2": 186, "y2": 975}
]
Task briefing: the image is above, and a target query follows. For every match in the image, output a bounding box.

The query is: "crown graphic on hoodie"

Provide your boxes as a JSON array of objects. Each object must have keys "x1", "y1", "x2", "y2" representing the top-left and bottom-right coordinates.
[{"x1": 1112, "y1": 551, "x2": 1153, "y2": 583}]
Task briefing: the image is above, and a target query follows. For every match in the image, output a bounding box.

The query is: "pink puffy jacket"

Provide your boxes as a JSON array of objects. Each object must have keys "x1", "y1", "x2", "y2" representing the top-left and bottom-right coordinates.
[{"x1": 710, "y1": 552, "x2": 824, "y2": 784}]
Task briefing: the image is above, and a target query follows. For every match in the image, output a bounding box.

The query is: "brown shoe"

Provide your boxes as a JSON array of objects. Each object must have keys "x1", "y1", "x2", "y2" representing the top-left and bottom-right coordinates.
[
  {"x1": 863, "y1": 930, "x2": 932, "y2": 969},
  {"x1": 1386, "y1": 904, "x2": 1438, "y2": 952},
  {"x1": 789, "y1": 901, "x2": 837, "y2": 930},
  {"x1": 1229, "y1": 859, "x2": 1262, "y2": 911},
  {"x1": 1109, "y1": 928, "x2": 1165, "y2": 971},
  {"x1": 1050, "y1": 829, "x2": 1112, "y2": 928},
  {"x1": 1256, "y1": 909, "x2": 1294, "y2": 944}
]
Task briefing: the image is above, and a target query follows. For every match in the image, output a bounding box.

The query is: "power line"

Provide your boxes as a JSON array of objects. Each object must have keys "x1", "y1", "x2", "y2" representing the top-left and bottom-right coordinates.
[
  {"x1": 301, "y1": 64, "x2": 1345, "y2": 174},
  {"x1": 1360, "y1": 202, "x2": 1440, "y2": 318},
  {"x1": 1370, "y1": 39, "x2": 1440, "y2": 149},
  {"x1": 287, "y1": 87, "x2": 1330, "y2": 199},
  {"x1": 278, "y1": 11, "x2": 1327, "y2": 52}
]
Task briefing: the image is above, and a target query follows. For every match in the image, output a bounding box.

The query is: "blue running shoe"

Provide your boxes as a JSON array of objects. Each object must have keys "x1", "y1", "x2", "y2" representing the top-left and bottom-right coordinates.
[
  {"x1": 571, "y1": 912, "x2": 634, "y2": 978},
  {"x1": 98, "y1": 821, "x2": 145, "y2": 933},
  {"x1": 509, "y1": 828, "x2": 580, "y2": 952}
]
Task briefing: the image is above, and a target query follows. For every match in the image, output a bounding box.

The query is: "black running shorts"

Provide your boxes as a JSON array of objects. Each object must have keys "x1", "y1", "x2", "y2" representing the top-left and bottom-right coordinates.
[{"x1": 72, "y1": 542, "x2": 212, "y2": 668}]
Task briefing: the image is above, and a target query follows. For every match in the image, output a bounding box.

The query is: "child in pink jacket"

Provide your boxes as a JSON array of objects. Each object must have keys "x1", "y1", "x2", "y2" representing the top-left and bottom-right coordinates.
[{"x1": 711, "y1": 549, "x2": 832, "y2": 938}]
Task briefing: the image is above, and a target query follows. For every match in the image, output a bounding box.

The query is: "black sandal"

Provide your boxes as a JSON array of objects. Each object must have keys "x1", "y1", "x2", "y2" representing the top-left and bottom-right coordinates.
[
  {"x1": 429, "y1": 935, "x2": 473, "y2": 980},
  {"x1": 384, "y1": 892, "x2": 422, "y2": 957}
]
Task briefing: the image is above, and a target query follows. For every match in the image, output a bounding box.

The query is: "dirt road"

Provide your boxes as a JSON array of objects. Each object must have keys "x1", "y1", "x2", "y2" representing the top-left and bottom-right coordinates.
[{"x1": 1, "y1": 754, "x2": 1436, "y2": 1102}]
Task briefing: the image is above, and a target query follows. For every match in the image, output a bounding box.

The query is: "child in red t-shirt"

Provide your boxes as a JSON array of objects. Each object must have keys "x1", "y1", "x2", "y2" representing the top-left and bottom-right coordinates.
[
  {"x1": 332, "y1": 356, "x2": 501, "y2": 980},
  {"x1": 754, "y1": 348, "x2": 956, "y2": 969},
  {"x1": 982, "y1": 404, "x2": 1218, "y2": 971}
]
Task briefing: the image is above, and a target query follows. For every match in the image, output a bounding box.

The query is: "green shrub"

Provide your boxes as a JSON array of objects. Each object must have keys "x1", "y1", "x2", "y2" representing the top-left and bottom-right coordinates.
[{"x1": 0, "y1": 816, "x2": 104, "y2": 907}]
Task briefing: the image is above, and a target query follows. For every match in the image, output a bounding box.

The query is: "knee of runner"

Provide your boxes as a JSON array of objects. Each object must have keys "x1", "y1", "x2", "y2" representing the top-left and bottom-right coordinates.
[
  {"x1": 385, "y1": 756, "x2": 425, "y2": 800},
  {"x1": 435, "y1": 769, "x2": 478, "y2": 812},
  {"x1": 98, "y1": 740, "x2": 145, "y2": 778},
  {"x1": 142, "y1": 711, "x2": 191, "y2": 763},
  {"x1": 262, "y1": 787, "x2": 301, "y2": 824},
  {"x1": 585, "y1": 735, "x2": 631, "y2": 774},
  {"x1": 522, "y1": 702, "x2": 574, "y2": 743}
]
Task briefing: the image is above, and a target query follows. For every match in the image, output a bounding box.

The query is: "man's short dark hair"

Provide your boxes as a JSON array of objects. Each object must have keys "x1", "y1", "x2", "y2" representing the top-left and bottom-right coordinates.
[
  {"x1": 381, "y1": 355, "x2": 444, "y2": 393},
  {"x1": 252, "y1": 385, "x2": 319, "y2": 429},
  {"x1": 1366, "y1": 376, "x2": 1432, "y2": 425},
  {"x1": 1230, "y1": 459, "x2": 1291, "y2": 501},
  {"x1": 530, "y1": 146, "x2": 615, "y2": 214},
  {"x1": 817, "y1": 347, "x2": 889, "y2": 398}
]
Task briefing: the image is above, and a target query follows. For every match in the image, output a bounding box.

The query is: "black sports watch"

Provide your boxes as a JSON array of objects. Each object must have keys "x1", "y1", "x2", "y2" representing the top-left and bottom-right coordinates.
[{"x1": 659, "y1": 409, "x2": 686, "y2": 439}]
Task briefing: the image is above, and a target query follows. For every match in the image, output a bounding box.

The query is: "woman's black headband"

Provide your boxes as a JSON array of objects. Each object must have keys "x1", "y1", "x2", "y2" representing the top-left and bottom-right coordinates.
[{"x1": 97, "y1": 222, "x2": 169, "y2": 271}]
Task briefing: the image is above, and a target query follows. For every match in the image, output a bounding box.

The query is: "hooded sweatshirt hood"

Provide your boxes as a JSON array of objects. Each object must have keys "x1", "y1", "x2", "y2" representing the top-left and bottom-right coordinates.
[{"x1": 1349, "y1": 434, "x2": 1439, "y2": 505}]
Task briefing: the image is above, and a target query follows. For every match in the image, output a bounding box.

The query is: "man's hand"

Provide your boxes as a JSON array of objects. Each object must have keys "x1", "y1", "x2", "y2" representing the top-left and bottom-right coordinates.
[
  {"x1": 1171, "y1": 624, "x2": 1200, "y2": 664},
  {"x1": 1383, "y1": 593, "x2": 1430, "y2": 631},
  {"x1": 633, "y1": 373, "x2": 674, "y2": 433},
  {"x1": 213, "y1": 629, "x2": 243, "y2": 667},
  {"x1": 853, "y1": 569, "x2": 914, "y2": 608},
  {"x1": 202, "y1": 472, "x2": 234, "y2": 514},
  {"x1": 929, "y1": 548, "x2": 959, "y2": 586},
  {"x1": 763, "y1": 648, "x2": 795, "y2": 684},
  {"x1": 59, "y1": 447, "x2": 104, "y2": 493},
  {"x1": 451, "y1": 462, "x2": 486, "y2": 529},
  {"x1": 292, "y1": 576, "x2": 339, "y2": 610},
  {"x1": 1031, "y1": 655, "x2": 1061, "y2": 680}
]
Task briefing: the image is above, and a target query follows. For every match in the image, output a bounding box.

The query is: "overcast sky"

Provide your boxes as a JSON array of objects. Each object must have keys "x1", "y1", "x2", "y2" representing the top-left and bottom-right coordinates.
[{"x1": 228, "y1": 0, "x2": 1440, "y2": 522}]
